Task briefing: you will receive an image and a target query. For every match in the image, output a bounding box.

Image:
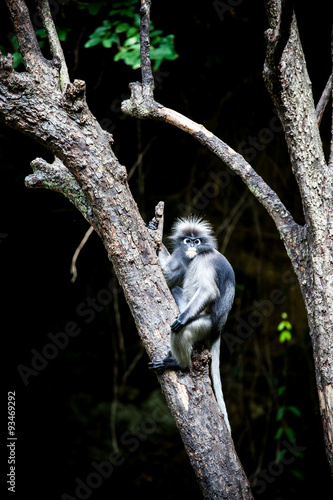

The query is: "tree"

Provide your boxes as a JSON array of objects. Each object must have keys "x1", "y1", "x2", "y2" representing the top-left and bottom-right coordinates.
[{"x1": 0, "y1": 0, "x2": 332, "y2": 498}]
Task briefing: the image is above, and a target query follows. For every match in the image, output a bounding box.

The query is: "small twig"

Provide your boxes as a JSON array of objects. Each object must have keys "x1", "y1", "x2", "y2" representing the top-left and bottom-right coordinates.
[
  {"x1": 316, "y1": 73, "x2": 332, "y2": 126},
  {"x1": 215, "y1": 191, "x2": 249, "y2": 236},
  {"x1": 26, "y1": 156, "x2": 96, "y2": 228},
  {"x1": 148, "y1": 201, "x2": 164, "y2": 251},
  {"x1": 216, "y1": 191, "x2": 250, "y2": 253},
  {"x1": 6, "y1": 0, "x2": 45, "y2": 75},
  {"x1": 127, "y1": 140, "x2": 152, "y2": 181},
  {"x1": 123, "y1": 87, "x2": 298, "y2": 240},
  {"x1": 70, "y1": 225, "x2": 94, "y2": 282},
  {"x1": 139, "y1": 0, "x2": 154, "y2": 97},
  {"x1": 122, "y1": 343, "x2": 145, "y2": 385},
  {"x1": 35, "y1": 0, "x2": 70, "y2": 90}
]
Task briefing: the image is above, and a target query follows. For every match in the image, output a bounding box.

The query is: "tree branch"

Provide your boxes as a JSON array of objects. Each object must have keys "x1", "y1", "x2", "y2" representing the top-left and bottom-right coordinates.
[
  {"x1": 263, "y1": 1, "x2": 328, "y2": 239},
  {"x1": 140, "y1": 0, "x2": 154, "y2": 98},
  {"x1": 122, "y1": 2, "x2": 302, "y2": 261},
  {"x1": 122, "y1": 82, "x2": 299, "y2": 243},
  {"x1": 147, "y1": 200, "x2": 164, "y2": 251},
  {"x1": 70, "y1": 225, "x2": 95, "y2": 283},
  {"x1": 5, "y1": 0, "x2": 50, "y2": 78},
  {"x1": 316, "y1": 73, "x2": 332, "y2": 127},
  {"x1": 25, "y1": 156, "x2": 97, "y2": 229},
  {"x1": 328, "y1": 26, "x2": 333, "y2": 168},
  {"x1": 35, "y1": 0, "x2": 70, "y2": 89}
]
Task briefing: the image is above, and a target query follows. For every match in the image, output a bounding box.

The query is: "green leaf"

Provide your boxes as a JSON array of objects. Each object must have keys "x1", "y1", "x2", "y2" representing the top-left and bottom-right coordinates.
[
  {"x1": 124, "y1": 35, "x2": 140, "y2": 47},
  {"x1": 287, "y1": 406, "x2": 302, "y2": 417},
  {"x1": 290, "y1": 469, "x2": 305, "y2": 480},
  {"x1": 277, "y1": 320, "x2": 292, "y2": 331},
  {"x1": 285, "y1": 427, "x2": 296, "y2": 443},
  {"x1": 78, "y1": 1, "x2": 107, "y2": 15},
  {"x1": 276, "y1": 407, "x2": 285, "y2": 421},
  {"x1": 12, "y1": 51, "x2": 23, "y2": 68},
  {"x1": 274, "y1": 427, "x2": 284, "y2": 440},
  {"x1": 276, "y1": 449, "x2": 286, "y2": 462},
  {"x1": 35, "y1": 28, "x2": 47, "y2": 39},
  {"x1": 102, "y1": 38, "x2": 113, "y2": 48},
  {"x1": 84, "y1": 1, "x2": 178, "y2": 70},
  {"x1": 279, "y1": 330, "x2": 292, "y2": 343},
  {"x1": 93, "y1": 26, "x2": 110, "y2": 35},
  {"x1": 277, "y1": 385, "x2": 286, "y2": 397},
  {"x1": 115, "y1": 22, "x2": 131, "y2": 34},
  {"x1": 109, "y1": 8, "x2": 135, "y2": 18},
  {"x1": 150, "y1": 29, "x2": 163, "y2": 38},
  {"x1": 126, "y1": 26, "x2": 139, "y2": 38},
  {"x1": 57, "y1": 28, "x2": 70, "y2": 42},
  {"x1": 84, "y1": 38, "x2": 102, "y2": 48},
  {"x1": 11, "y1": 36, "x2": 20, "y2": 52},
  {"x1": 101, "y1": 33, "x2": 118, "y2": 48}
]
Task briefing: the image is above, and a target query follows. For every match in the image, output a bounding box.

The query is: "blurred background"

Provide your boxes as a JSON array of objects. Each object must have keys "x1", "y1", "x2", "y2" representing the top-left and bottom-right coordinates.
[{"x1": 1, "y1": 1, "x2": 332, "y2": 498}]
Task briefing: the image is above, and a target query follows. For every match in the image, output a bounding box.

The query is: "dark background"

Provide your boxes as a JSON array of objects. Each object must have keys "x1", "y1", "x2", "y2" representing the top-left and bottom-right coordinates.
[{"x1": 1, "y1": 1, "x2": 332, "y2": 498}]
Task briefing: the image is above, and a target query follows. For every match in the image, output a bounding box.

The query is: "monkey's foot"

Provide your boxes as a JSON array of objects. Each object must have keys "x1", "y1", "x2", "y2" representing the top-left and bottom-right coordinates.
[{"x1": 148, "y1": 350, "x2": 181, "y2": 372}]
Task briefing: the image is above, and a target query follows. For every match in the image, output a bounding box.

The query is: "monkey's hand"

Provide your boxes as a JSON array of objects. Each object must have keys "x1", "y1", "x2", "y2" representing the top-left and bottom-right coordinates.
[{"x1": 171, "y1": 317, "x2": 184, "y2": 333}]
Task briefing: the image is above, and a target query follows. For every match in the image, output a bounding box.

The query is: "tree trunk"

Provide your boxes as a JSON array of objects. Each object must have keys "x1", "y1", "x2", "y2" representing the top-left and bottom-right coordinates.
[{"x1": 263, "y1": 1, "x2": 333, "y2": 471}]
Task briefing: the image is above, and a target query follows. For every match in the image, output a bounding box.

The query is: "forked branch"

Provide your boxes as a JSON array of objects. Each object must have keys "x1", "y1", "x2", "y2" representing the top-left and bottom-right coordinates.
[
  {"x1": 122, "y1": 1, "x2": 300, "y2": 247},
  {"x1": 35, "y1": 0, "x2": 70, "y2": 89}
]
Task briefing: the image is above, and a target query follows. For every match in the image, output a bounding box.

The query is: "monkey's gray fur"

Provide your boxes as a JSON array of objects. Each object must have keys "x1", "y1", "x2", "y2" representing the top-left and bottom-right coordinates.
[{"x1": 148, "y1": 216, "x2": 235, "y2": 432}]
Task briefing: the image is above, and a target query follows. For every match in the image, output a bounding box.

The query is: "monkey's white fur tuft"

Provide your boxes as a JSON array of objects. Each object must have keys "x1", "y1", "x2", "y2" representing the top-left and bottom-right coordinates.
[
  {"x1": 185, "y1": 247, "x2": 197, "y2": 259},
  {"x1": 169, "y1": 215, "x2": 217, "y2": 249}
]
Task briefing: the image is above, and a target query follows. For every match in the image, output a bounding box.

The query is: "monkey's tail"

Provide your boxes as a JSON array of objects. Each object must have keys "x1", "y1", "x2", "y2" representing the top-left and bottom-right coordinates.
[{"x1": 210, "y1": 336, "x2": 231, "y2": 433}]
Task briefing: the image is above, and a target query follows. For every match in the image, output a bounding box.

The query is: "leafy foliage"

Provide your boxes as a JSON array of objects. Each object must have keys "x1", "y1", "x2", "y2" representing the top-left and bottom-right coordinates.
[
  {"x1": 83, "y1": 0, "x2": 178, "y2": 70},
  {"x1": 277, "y1": 312, "x2": 293, "y2": 343},
  {"x1": 0, "y1": 36, "x2": 23, "y2": 68}
]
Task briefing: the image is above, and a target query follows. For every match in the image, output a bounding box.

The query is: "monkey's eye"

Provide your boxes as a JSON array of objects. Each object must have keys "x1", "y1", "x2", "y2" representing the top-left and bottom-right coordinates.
[
  {"x1": 194, "y1": 239, "x2": 201, "y2": 245},
  {"x1": 184, "y1": 238, "x2": 192, "y2": 244}
]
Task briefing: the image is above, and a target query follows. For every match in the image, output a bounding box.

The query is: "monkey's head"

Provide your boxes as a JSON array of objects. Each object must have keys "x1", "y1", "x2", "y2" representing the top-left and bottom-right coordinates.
[{"x1": 169, "y1": 216, "x2": 218, "y2": 259}]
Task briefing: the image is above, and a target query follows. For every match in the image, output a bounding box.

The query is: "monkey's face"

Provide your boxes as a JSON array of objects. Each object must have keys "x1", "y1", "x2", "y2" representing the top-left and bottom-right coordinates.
[{"x1": 183, "y1": 237, "x2": 201, "y2": 259}]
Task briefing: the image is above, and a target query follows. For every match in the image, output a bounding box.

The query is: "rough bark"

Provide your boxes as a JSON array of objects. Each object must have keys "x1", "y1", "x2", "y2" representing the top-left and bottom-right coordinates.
[
  {"x1": 121, "y1": 0, "x2": 333, "y2": 474},
  {"x1": 0, "y1": 0, "x2": 253, "y2": 498},
  {"x1": 263, "y1": 0, "x2": 333, "y2": 472}
]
